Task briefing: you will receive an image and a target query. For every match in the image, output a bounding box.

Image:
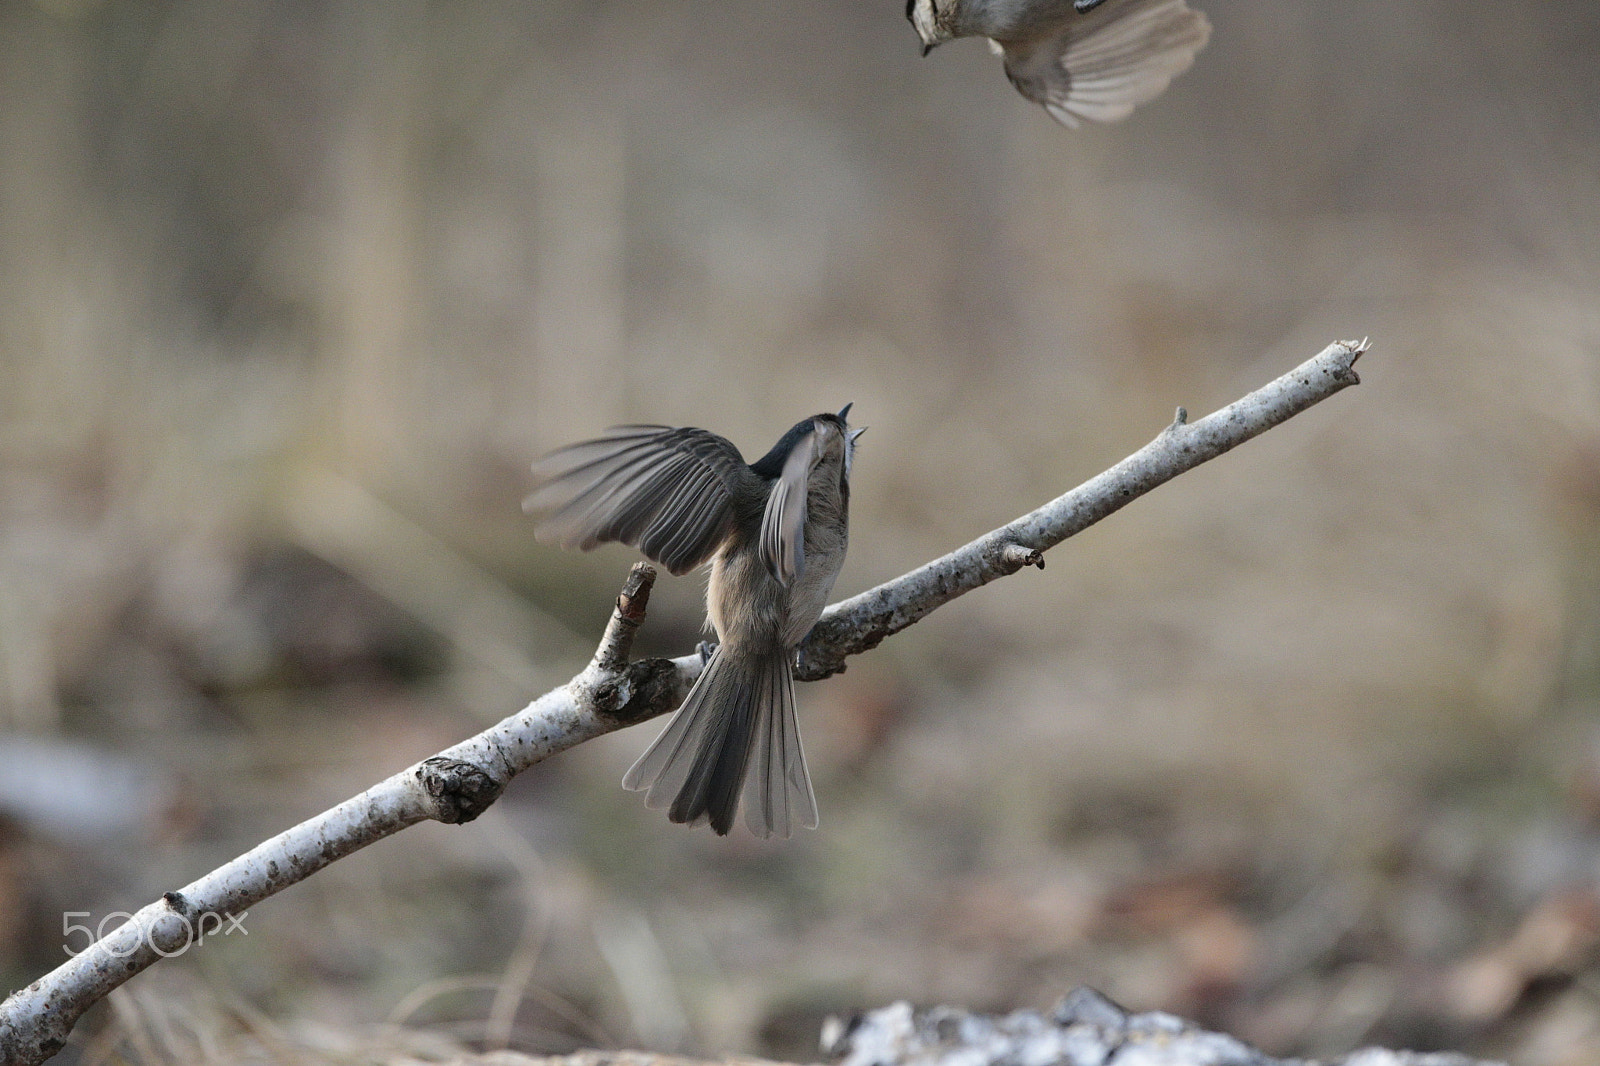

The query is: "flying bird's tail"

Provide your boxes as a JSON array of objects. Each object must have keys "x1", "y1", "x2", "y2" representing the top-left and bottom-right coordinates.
[{"x1": 622, "y1": 644, "x2": 818, "y2": 838}]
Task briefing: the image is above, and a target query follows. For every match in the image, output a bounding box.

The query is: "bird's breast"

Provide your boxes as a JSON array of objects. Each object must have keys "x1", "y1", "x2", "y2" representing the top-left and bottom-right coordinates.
[{"x1": 705, "y1": 518, "x2": 847, "y2": 651}]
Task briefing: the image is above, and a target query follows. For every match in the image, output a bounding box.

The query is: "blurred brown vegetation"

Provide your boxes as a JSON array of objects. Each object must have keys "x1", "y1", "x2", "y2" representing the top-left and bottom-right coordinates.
[{"x1": 3, "y1": 0, "x2": 1600, "y2": 1063}]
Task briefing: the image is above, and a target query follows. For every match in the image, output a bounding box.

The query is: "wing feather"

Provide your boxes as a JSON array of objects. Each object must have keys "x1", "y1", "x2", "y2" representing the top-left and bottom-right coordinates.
[
  {"x1": 1000, "y1": 0, "x2": 1210, "y2": 128},
  {"x1": 524, "y1": 425, "x2": 750, "y2": 575},
  {"x1": 758, "y1": 425, "x2": 817, "y2": 587}
]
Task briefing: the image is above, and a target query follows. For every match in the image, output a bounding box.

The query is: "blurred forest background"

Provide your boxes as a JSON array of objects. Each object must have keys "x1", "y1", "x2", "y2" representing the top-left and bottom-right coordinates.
[{"x1": 2, "y1": 0, "x2": 1600, "y2": 1063}]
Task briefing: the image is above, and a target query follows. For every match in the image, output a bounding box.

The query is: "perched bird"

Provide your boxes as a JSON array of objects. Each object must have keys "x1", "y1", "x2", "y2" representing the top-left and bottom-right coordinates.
[
  {"x1": 524, "y1": 407, "x2": 864, "y2": 838},
  {"x1": 907, "y1": 0, "x2": 1210, "y2": 128}
]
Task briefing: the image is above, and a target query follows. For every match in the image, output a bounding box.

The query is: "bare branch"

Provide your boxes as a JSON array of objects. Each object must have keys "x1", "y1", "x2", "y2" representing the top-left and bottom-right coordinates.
[
  {"x1": 0, "y1": 340, "x2": 1363, "y2": 1065},
  {"x1": 794, "y1": 338, "x2": 1364, "y2": 678}
]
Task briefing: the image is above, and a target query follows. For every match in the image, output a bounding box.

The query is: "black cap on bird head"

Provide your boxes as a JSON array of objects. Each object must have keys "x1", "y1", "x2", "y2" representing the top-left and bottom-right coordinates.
[{"x1": 749, "y1": 405, "x2": 863, "y2": 478}]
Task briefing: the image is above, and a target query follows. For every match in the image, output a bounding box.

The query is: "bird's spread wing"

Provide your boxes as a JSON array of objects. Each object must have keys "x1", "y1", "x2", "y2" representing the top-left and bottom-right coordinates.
[
  {"x1": 758, "y1": 423, "x2": 817, "y2": 587},
  {"x1": 1000, "y1": 0, "x2": 1210, "y2": 128},
  {"x1": 524, "y1": 425, "x2": 752, "y2": 575}
]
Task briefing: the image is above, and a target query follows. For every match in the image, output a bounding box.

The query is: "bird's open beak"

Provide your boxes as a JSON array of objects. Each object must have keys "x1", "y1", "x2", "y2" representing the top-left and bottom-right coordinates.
[
  {"x1": 849, "y1": 427, "x2": 868, "y2": 444},
  {"x1": 837, "y1": 402, "x2": 854, "y2": 421}
]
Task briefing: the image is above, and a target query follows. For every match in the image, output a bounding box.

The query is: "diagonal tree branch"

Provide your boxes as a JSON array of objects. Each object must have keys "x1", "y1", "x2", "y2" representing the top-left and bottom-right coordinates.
[
  {"x1": 794, "y1": 338, "x2": 1365, "y2": 678},
  {"x1": 0, "y1": 339, "x2": 1364, "y2": 1066}
]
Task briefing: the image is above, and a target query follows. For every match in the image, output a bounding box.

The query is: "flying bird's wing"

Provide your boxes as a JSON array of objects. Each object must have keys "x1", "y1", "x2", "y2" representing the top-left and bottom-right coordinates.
[
  {"x1": 999, "y1": 0, "x2": 1210, "y2": 127},
  {"x1": 524, "y1": 425, "x2": 753, "y2": 575}
]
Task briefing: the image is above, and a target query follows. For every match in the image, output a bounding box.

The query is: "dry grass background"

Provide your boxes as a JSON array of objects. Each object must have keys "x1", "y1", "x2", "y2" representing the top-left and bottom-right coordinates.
[{"x1": 3, "y1": 0, "x2": 1600, "y2": 1063}]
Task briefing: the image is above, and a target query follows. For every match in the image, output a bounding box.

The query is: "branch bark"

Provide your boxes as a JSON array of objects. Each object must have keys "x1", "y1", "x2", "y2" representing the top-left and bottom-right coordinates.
[
  {"x1": 0, "y1": 339, "x2": 1364, "y2": 1065},
  {"x1": 794, "y1": 338, "x2": 1364, "y2": 679}
]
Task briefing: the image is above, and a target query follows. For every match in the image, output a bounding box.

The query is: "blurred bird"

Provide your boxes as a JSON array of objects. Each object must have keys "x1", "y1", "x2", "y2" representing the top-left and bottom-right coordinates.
[
  {"x1": 907, "y1": 0, "x2": 1210, "y2": 128},
  {"x1": 524, "y1": 407, "x2": 864, "y2": 838}
]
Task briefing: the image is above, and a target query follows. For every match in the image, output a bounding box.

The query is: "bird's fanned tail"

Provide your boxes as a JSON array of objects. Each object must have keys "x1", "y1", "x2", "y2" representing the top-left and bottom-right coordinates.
[{"x1": 622, "y1": 646, "x2": 817, "y2": 838}]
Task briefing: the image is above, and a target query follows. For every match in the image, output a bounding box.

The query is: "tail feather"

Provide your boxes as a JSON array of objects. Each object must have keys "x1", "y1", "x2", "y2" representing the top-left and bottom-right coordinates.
[
  {"x1": 620, "y1": 653, "x2": 727, "y2": 800},
  {"x1": 741, "y1": 647, "x2": 818, "y2": 836},
  {"x1": 622, "y1": 646, "x2": 816, "y2": 838}
]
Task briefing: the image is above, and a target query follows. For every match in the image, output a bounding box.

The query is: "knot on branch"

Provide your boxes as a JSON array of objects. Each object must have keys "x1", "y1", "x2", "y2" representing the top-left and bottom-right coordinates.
[
  {"x1": 998, "y1": 543, "x2": 1045, "y2": 574},
  {"x1": 162, "y1": 890, "x2": 197, "y2": 924},
  {"x1": 796, "y1": 615, "x2": 877, "y2": 682},
  {"x1": 2, "y1": 1031, "x2": 64, "y2": 1063},
  {"x1": 416, "y1": 757, "x2": 504, "y2": 824},
  {"x1": 590, "y1": 656, "x2": 687, "y2": 724}
]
